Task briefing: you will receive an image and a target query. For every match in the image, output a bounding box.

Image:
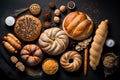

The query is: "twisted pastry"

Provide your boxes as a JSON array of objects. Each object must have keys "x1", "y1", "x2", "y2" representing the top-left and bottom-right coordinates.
[
  {"x1": 89, "y1": 19, "x2": 108, "y2": 70},
  {"x1": 38, "y1": 28, "x2": 69, "y2": 55},
  {"x1": 20, "y1": 44, "x2": 43, "y2": 66},
  {"x1": 60, "y1": 51, "x2": 82, "y2": 72}
]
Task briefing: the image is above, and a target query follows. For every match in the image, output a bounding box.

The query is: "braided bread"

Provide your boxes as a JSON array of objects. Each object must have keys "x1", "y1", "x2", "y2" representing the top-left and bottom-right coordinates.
[
  {"x1": 89, "y1": 20, "x2": 108, "y2": 70},
  {"x1": 38, "y1": 27, "x2": 69, "y2": 55},
  {"x1": 62, "y1": 11, "x2": 94, "y2": 40},
  {"x1": 60, "y1": 51, "x2": 82, "y2": 72}
]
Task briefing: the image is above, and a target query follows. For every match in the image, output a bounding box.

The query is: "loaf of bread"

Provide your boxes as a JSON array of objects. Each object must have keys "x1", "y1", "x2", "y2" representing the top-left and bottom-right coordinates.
[
  {"x1": 89, "y1": 19, "x2": 108, "y2": 70},
  {"x1": 62, "y1": 11, "x2": 94, "y2": 40}
]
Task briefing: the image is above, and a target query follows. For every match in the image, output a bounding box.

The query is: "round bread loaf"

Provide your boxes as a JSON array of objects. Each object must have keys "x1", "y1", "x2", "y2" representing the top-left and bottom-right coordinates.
[
  {"x1": 20, "y1": 44, "x2": 43, "y2": 66},
  {"x1": 14, "y1": 15, "x2": 42, "y2": 42},
  {"x1": 60, "y1": 51, "x2": 82, "y2": 72},
  {"x1": 38, "y1": 27, "x2": 69, "y2": 55},
  {"x1": 62, "y1": 11, "x2": 94, "y2": 40}
]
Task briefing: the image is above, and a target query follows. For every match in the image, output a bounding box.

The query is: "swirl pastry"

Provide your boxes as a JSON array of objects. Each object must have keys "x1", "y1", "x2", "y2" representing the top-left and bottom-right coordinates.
[
  {"x1": 89, "y1": 20, "x2": 108, "y2": 70},
  {"x1": 38, "y1": 27, "x2": 69, "y2": 55},
  {"x1": 60, "y1": 51, "x2": 82, "y2": 72},
  {"x1": 20, "y1": 44, "x2": 43, "y2": 66}
]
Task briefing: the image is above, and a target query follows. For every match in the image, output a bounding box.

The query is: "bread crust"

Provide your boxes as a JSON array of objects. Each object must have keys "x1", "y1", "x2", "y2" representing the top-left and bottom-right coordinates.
[
  {"x1": 14, "y1": 15, "x2": 42, "y2": 42},
  {"x1": 62, "y1": 11, "x2": 94, "y2": 40}
]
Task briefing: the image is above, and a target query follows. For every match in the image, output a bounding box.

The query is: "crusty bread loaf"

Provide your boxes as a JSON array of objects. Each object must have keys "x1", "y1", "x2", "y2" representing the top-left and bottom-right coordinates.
[
  {"x1": 89, "y1": 19, "x2": 108, "y2": 70},
  {"x1": 62, "y1": 11, "x2": 94, "y2": 40}
]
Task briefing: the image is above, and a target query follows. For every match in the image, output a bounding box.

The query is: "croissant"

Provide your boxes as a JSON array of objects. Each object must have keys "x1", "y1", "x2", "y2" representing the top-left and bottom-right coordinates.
[{"x1": 89, "y1": 19, "x2": 108, "y2": 70}]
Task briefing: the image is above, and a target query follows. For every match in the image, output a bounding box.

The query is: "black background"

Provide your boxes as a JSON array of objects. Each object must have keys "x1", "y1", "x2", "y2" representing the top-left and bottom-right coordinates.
[{"x1": 0, "y1": 0, "x2": 120, "y2": 80}]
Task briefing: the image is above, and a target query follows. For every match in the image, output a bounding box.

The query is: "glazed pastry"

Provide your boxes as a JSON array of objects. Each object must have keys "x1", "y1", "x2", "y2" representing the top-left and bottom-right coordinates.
[
  {"x1": 29, "y1": 3, "x2": 41, "y2": 15},
  {"x1": 60, "y1": 51, "x2": 82, "y2": 72},
  {"x1": 20, "y1": 44, "x2": 43, "y2": 66},
  {"x1": 62, "y1": 11, "x2": 94, "y2": 40},
  {"x1": 14, "y1": 15, "x2": 42, "y2": 42},
  {"x1": 38, "y1": 27, "x2": 69, "y2": 55},
  {"x1": 89, "y1": 19, "x2": 108, "y2": 70}
]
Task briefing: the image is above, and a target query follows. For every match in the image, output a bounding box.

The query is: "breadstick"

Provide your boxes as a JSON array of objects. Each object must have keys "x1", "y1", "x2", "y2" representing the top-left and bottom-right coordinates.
[
  {"x1": 2, "y1": 41, "x2": 17, "y2": 54},
  {"x1": 7, "y1": 33, "x2": 21, "y2": 44},
  {"x1": 4, "y1": 36, "x2": 22, "y2": 49},
  {"x1": 84, "y1": 47, "x2": 88, "y2": 76}
]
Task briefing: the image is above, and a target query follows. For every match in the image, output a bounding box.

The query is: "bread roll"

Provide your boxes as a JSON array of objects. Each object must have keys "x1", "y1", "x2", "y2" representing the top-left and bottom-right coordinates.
[
  {"x1": 89, "y1": 19, "x2": 108, "y2": 70},
  {"x1": 62, "y1": 11, "x2": 94, "y2": 40}
]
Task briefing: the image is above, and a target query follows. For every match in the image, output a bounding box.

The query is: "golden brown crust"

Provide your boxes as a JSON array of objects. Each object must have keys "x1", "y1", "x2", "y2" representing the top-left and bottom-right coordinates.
[
  {"x1": 29, "y1": 4, "x2": 41, "y2": 15},
  {"x1": 62, "y1": 11, "x2": 94, "y2": 40},
  {"x1": 89, "y1": 19, "x2": 108, "y2": 70},
  {"x1": 14, "y1": 15, "x2": 42, "y2": 42},
  {"x1": 20, "y1": 44, "x2": 43, "y2": 66},
  {"x1": 60, "y1": 51, "x2": 82, "y2": 72}
]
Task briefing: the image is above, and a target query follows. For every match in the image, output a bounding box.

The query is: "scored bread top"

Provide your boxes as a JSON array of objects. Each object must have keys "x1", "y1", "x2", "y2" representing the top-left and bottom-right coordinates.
[{"x1": 62, "y1": 11, "x2": 94, "y2": 40}]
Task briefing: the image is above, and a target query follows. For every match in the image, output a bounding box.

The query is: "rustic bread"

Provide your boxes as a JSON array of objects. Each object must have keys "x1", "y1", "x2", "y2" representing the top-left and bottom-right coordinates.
[
  {"x1": 62, "y1": 11, "x2": 94, "y2": 40},
  {"x1": 14, "y1": 15, "x2": 42, "y2": 42}
]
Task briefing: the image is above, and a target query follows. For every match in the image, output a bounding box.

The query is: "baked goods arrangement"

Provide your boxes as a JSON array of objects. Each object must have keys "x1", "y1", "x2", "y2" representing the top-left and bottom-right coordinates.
[{"x1": 1, "y1": 1, "x2": 118, "y2": 79}]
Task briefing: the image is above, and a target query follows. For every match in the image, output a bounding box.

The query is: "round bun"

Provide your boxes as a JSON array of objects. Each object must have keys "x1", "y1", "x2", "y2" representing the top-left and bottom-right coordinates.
[
  {"x1": 42, "y1": 58, "x2": 59, "y2": 75},
  {"x1": 60, "y1": 50, "x2": 82, "y2": 72},
  {"x1": 14, "y1": 15, "x2": 42, "y2": 42},
  {"x1": 38, "y1": 27, "x2": 69, "y2": 55},
  {"x1": 62, "y1": 11, "x2": 94, "y2": 40},
  {"x1": 29, "y1": 3, "x2": 41, "y2": 15},
  {"x1": 20, "y1": 44, "x2": 43, "y2": 66}
]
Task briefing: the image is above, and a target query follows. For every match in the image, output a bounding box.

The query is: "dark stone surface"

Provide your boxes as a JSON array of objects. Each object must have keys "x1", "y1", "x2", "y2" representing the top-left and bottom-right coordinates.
[{"x1": 0, "y1": 0, "x2": 120, "y2": 80}]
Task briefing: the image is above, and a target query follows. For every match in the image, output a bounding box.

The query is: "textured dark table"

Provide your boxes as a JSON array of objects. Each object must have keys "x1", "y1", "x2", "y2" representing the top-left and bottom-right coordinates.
[{"x1": 0, "y1": 0, "x2": 120, "y2": 80}]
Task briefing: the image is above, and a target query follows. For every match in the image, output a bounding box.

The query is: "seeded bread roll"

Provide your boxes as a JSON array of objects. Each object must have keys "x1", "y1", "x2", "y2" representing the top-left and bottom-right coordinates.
[
  {"x1": 14, "y1": 15, "x2": 42, "y2": 42},
  {"x1": 62, "y1": 11, "x2": 94, "y2": 40}
]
